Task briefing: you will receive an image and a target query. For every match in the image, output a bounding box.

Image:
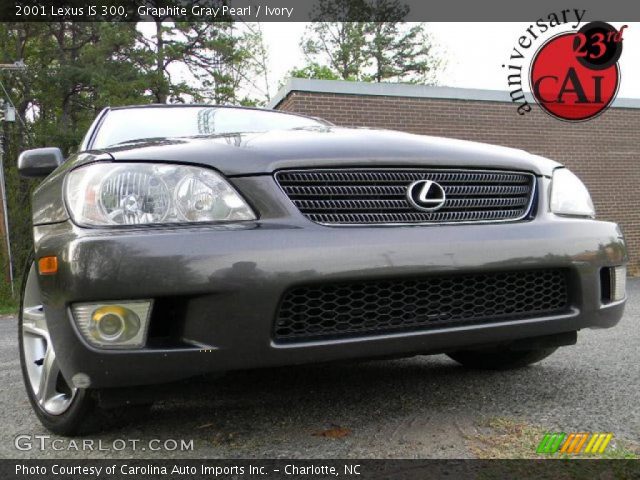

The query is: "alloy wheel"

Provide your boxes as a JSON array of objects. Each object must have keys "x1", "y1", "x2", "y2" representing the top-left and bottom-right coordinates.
[{"x1": 21, "y1": 263, "x2": 77, "y2": 415}]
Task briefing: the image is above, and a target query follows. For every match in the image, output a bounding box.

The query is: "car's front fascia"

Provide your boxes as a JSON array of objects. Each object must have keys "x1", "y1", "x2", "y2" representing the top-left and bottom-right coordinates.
[{"x1": 29, "y1": 123, "x2": 627, "y2": 390}]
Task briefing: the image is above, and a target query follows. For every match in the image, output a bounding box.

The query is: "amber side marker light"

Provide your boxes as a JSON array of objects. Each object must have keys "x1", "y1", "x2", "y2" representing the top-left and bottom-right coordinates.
[{"x1": 38, "y1": 256, "x2": 58, "y2": 275}]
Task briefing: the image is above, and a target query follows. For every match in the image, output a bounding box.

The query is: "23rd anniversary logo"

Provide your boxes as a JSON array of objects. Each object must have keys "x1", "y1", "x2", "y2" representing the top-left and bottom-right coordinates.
[{"x1": 505, "y1": 9, "x2": 626, "y2": 121}]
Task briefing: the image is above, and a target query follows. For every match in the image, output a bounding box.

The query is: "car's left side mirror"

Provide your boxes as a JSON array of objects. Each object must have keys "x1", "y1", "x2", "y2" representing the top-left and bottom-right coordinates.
[{"x1": 18, "y1": 147, "x2": 64, "y2": 178}]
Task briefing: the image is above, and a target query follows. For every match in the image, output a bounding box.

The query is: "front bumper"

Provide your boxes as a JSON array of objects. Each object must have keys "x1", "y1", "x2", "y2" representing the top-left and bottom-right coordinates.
[{"x1": 34, "y1": 209, "x2": 627, "y2": 389}]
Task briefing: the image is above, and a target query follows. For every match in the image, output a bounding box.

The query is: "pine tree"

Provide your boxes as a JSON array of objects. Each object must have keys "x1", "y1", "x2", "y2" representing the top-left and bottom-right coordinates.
[
  {"x1": 301, "y1": 0, "x2": 371, "y2": 81},
  {"x1": 295, "y1": 0, "x2": 442, "y2": 84}
]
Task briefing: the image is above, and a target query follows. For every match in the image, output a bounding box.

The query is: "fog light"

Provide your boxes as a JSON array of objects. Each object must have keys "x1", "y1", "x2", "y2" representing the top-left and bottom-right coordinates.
[
  {"x1": 611, "y1": 266, "x2": 626, "y2": 301},
  {"x1": 91, "y1": 305, "x2": 140, "y2": 343},
  {"x1": 71, "y1": 301, "x2": 152, "y2": 348}
]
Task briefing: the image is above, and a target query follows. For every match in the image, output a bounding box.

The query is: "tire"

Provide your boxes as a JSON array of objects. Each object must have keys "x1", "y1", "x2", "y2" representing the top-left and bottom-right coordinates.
[
  {"x1": 18, "y1": 259, "x2": 151, "y2": 435},
  {"x1": 447, "y1": 347, "x2": 558, "y2": 370}
]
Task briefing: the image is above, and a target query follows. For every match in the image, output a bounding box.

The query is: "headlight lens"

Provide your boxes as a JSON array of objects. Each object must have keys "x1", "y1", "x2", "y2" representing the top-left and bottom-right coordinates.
[
  {"x1": 65, "y1": 163, "x2": 256, "y2": 226},
  {"x1": 550, "y1": 168, "x2": 595, "y2": 218}
]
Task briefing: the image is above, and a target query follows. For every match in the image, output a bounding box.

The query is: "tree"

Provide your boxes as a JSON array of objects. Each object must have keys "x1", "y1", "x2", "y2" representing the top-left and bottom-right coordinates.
[
  {"x1": 364, "y1": 22, "x2": 442, "y2": 84},
  {"x1": 242, "y1": 22, "x2": 272, "y2": 103},
  {"x1": 289, "y1": 63, "x2": 340, "y2": 81},
  {"x1": 0, "y1": 22, "x2": 151, "y2": 297},
  {"x1": 300, "y1": 0, "x2": 371, "y2": 81},
  {"x1": 0, "y1": 23, "x2": 148, "y2": 152},
  {"x1": 294, "y1": 0, "x2": 442, "y2": 84},
  {"x1": 134, "y1": 21, "x2": 269, "y2": 105},
  {"x1": 301, "y1": 22, "x2": 369, "y2": 81},
  {"x1": 0, "y1": 20, "x2": 271, "y2": 301}
]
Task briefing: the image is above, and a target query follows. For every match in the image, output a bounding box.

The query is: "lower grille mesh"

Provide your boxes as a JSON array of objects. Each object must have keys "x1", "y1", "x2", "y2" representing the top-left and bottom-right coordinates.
[{"x1": 274, "y1": 269, "x2": 569, "y2": 342}]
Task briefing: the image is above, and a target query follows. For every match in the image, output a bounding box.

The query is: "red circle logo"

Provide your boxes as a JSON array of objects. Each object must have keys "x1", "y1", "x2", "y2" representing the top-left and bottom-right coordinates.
[{"x1": 530, "y1": 29, "x2": 621, "y2": 122}]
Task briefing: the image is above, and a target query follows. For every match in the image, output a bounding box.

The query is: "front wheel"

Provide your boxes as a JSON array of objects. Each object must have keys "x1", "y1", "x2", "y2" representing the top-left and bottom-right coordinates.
[
  {"x1": 19, "y1": 261, "x2": 153, "y2": 435},
  {"x1": 18, "y1": 261, "x2": 105, "y2": 435},
  {"x1": 447, "y1": 347, "x2": 558, "y2": 370}
]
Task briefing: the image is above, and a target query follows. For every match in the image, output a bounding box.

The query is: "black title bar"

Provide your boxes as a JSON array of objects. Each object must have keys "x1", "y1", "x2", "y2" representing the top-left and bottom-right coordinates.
[{"x1": 1, "y1": 0, "x2": 640, "y2": 22}]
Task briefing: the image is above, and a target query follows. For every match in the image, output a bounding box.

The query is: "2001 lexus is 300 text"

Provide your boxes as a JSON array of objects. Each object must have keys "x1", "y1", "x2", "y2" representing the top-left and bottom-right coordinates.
[{"x1": 17, "y1": 105, "x2": 627, "y2": 434}]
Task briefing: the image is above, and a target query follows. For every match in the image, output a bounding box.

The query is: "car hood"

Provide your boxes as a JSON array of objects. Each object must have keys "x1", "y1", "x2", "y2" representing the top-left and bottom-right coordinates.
[{"x1": 95, "y1": 127, "x2": 561, "y2": 176}]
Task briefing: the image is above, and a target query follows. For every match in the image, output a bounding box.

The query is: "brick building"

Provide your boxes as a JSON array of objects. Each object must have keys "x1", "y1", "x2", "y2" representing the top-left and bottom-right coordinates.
[{"x1": 270, "y1": 79, "x2": 639, "y2": 273}]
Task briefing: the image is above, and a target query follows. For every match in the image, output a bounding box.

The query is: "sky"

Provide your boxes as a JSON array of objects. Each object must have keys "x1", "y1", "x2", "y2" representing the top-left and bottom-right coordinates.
[
  {"x1": 261, "y1": 22, "x2": 640, "y2": 100},
  {"x1": 140, "y1": 22, "x2": 640, "y2": 102}
]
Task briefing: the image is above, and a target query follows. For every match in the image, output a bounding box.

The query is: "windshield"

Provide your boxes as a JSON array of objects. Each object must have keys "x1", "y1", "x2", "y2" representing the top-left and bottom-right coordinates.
[{"x1": 90, "y1": 106, "x2": 326, "y2": 148}]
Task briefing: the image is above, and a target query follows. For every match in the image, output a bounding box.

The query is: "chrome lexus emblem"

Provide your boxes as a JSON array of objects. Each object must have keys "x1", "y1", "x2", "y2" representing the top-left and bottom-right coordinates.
[{"x1": 406, "y1": 180, "x2": 446, "y2": 211}]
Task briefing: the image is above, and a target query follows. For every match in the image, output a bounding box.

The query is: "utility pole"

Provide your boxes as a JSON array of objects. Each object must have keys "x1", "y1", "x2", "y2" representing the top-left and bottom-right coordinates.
[
  {"x1": 0, "y1": 60, "x2": 27, "y2": 295},
  {"x1": 0, "y1": 99, "x2": 15, "y2": 294}
]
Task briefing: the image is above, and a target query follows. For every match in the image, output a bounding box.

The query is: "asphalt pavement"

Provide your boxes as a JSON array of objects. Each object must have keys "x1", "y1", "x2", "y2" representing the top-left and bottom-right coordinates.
[{"x1": 0, "y1": 279, "x2": 638, "y2": 459}]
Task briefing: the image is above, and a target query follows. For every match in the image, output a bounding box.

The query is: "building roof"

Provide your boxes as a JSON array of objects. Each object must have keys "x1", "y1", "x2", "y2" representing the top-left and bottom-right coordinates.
[{"x1": 268, "y1": 78, "x2": 640, "y2": 110}]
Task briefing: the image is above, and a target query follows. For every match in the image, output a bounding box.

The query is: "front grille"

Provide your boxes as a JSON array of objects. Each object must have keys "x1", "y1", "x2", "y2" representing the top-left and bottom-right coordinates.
[
  {"x1": 275, "y1": 169, "x2": 536, "y2": 225},
  {"x1": 274, "y1": 269, "x2": 569, "y2": 342}
]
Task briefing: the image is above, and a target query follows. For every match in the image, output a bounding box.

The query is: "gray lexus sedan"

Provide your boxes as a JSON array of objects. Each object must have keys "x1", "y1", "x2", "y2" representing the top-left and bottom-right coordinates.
[{"x1": 18, "y1": 105, "x2": 627, "y2": 434}]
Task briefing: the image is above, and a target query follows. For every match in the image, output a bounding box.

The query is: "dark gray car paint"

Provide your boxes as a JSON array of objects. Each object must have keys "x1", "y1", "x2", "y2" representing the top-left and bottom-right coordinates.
[
  {"x1": 31, "y1": 127, "x2": 560, "y2": 226},
  {"x1": 32, "y1": 175, "x2": 627, "y2": 388},
  {"x1": 103, "y1": 128, "x2": 562, "y2": 177},
  {"x1": 18, "y1": 147, "x2": 65, "y2": 177},
  {"x1": 27, "y1": 109, "x2": 626, "y2": 389}
]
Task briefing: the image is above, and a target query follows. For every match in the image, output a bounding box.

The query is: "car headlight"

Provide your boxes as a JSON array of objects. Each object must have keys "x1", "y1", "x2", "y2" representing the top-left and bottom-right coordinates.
[
  {"x1": 550, "y1": 168, "x2": 595, "y2": 218},
  {"x1": 65, "y1": 163, "x2": 256, "y2": 226}
]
